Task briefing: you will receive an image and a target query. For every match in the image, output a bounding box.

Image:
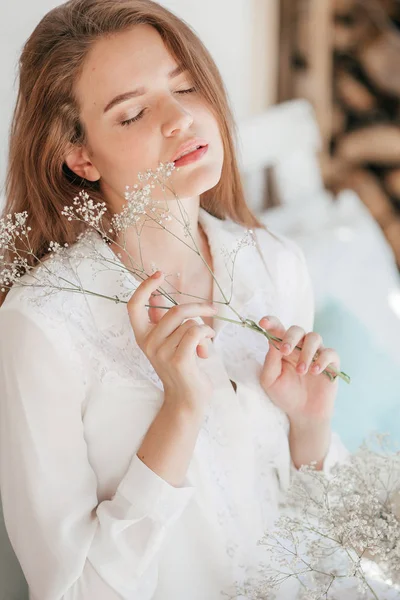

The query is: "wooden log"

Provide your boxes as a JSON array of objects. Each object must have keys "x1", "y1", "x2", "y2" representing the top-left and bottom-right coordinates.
[
  {"x1": 362, "y1": 0, "x2": 399, "y2": 19},
  {"x1": 383, "y1": 218, "x2": 400, "y2": 267},
  {"x1": 295, "y1": 0, "x2": 310, "y2": 62},
  {"x1": 384, "y1": 168, "x2": 400, "y2": 198},
  {"x1": 287, "y1": 0, "x2": 334, "y2": 151},
  {"x1": 278, "y1": 0, "x2": 296, "y2": 101},
  {"x1": 357, "y1": 0, "x2": 399, "y2": 27},
  {"x1": 333, "y1": 0, "x2": 357, "y2": 15},
  {"x1": 338, "y1": 167, "x2": 396, "y2": 226},
  {"x1": 293, "y1": 68, "x2": 310, "y2": 100},
  {"x1": 334, "y1": 22, "x2": 357, "y2": 52},
  {"x1": 333, "y1": 17, "x2": 375, "y2": 52},
  {"x1": 332, "y1": 103, "x2": 347, "y2": 137},
  {"x1": 335, "y1": 69, "x2": 377, "y2": 112},
  {"x1": 359, "y1": 31, "x2": 400, "y2": 97},
  {"x1": 305, "y1": 0, "x2": 334, "y2": 151},
  {"x1": 336, "y1": 125, "x2": 400, "y2": 164},
  {"x1": 319, "y1": 153, "x2": 352, "y2": 188}
]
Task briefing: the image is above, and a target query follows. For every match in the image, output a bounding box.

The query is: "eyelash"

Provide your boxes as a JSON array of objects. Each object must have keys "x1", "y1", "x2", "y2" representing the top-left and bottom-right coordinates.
[{"x1": 120, "y1": 87, "x2": 197, "y2": 127}]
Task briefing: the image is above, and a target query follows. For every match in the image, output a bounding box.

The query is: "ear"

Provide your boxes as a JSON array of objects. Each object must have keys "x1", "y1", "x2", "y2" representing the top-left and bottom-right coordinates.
[{"x1": 64, "y1": 144, "x2": 101, "y2": 182}]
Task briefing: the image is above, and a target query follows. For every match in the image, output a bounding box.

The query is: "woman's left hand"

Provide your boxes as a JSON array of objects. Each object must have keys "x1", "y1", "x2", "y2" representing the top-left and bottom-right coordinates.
[{"x1": 258, "y1": 315, "x2": 340, "y2": 424}]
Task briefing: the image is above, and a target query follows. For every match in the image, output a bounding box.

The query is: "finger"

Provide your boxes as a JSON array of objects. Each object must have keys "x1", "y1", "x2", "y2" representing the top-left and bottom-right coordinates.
[
  {"x1": 259, "y1": 316, "x2": 286, "y2": 352},
  {"x1": 309, "y1": 347, "x2": 341, "y2": 376},
  {"x1": 145, "y1": 302, "x2": 217, "y2": 352},
  {"x1": 158, "y1": 320, "x2": 215, "y2": 360},
  {"x1": 127, "y1": 271, "x2": 165, "y2": 340},
  {"x1": 295, "y1": 332, "x2": 323, "y2": 375},
  {"x1": 195, "y1": 329, "x2": 215, "y2": 359},
  {"x1": 196, "y1": 342, "x2": 210, "y2": 359},
  {"x1": 259, "y1": 316, "x2": 305, "y2": 355},
  {"x1": 174, "y1": 323, "x2": 215, "y2": 363},
  {"x1": 259, "y1": 315, "x2": 286, "y2": 335},
  {"x1": 279, "y1": 325, "x2": 307, "y2": 356},
  {"x1": 148, "y1": 287, "x2": 175, "y2": 325}
]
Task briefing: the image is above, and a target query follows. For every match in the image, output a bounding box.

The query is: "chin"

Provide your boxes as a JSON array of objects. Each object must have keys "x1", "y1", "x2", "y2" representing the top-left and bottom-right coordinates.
[{"x1": 167, "y1": 162, "x2": 222, "y2": 200}]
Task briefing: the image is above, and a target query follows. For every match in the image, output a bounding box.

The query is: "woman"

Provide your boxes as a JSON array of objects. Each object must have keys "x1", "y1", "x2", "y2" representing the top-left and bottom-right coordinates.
[{"x1": 0, "y1": 1, "x2": 349, "y2": 598}]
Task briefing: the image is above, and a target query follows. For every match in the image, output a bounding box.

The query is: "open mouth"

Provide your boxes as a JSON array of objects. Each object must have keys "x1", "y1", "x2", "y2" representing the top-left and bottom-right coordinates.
[{"x1": 173, "y1": 144, "x2": 209, "y2": 166}]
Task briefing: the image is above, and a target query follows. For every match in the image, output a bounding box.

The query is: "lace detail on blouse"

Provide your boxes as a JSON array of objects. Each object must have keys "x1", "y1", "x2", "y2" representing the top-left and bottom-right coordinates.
[
  {"x1": 4, "y1": 220, "x2": 297, "y2": 596},
  {"x1": 10, "y1": 229, "x2": 165, "y2": 392}
]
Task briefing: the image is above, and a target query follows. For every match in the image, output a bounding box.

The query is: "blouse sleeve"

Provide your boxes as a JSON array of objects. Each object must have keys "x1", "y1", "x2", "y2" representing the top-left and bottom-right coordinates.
[
  {"x1": 0, "y1": 307, "x2": 195, "y2": 600},
  {"x1": 283, "y1": 240, "x2": 351, "y2": 479}
]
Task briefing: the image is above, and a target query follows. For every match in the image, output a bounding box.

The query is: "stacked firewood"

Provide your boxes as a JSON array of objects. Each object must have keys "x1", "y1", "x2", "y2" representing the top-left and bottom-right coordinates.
[
  {"x1": 326, "y1": 0, "x2": 400, "y2": 266},
  {"x1": 279, "y1": 0, "x2": 400, "y2": 267}
]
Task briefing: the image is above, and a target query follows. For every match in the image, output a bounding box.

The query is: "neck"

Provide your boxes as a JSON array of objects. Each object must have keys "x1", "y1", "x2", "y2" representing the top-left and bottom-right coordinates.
[{"x1": 110, "y1": 196, "x2": 211, "y2": 292}]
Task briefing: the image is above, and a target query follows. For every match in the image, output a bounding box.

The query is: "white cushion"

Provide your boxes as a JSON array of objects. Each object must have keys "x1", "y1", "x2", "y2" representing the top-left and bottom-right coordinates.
[{"x1": 258, "y1": 189, "x2": 400, "y2": 367}]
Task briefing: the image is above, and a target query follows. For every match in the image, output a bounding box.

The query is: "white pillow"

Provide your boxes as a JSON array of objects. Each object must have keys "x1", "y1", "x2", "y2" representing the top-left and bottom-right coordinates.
[{"x1": 258, "y1": 189, "x2": 400, "y2": 366}]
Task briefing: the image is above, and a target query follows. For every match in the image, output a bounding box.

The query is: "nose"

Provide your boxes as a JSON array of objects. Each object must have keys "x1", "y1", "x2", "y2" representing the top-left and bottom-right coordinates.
[{"x1": 161, "y1": 98, "x2": 194, "y2": 137}]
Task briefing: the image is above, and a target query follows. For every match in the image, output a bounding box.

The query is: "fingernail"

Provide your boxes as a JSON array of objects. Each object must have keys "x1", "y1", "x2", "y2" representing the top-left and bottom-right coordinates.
[
  {"x1": 152, "y1": 270, "x2": 163, "y2": 279},
  {"x1": 282, "y1": 343, "x2": 291, "y2": 353},
  {"x1": 312, "y1": 364, "x2": 321, "y2": 373}
]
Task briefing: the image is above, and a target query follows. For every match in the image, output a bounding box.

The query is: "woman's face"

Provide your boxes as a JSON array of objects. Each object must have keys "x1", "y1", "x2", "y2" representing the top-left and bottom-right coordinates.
[{"x1": 69, "y1": 24, "x2": 224, "y2": 209}]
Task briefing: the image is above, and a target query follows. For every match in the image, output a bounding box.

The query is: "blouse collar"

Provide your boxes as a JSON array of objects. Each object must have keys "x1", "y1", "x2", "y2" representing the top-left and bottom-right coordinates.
[{"x1": 81, "y1": 206, "x2": 260, "y2": 339}]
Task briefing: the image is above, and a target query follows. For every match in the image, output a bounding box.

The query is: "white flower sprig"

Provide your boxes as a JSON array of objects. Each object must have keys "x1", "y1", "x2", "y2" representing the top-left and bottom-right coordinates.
[
  {"x1": 62, "y1": 190, "x2": 108, "y2": 228},
  {"x1": 0, "y1": 211, "x2": 31, "y2": 289},
  {"x1": 0, "y1": 161, "x2": 350, "y2": 383},
  {"x1": 229, "y1": 432, "x2": 400, "y2": 600}
]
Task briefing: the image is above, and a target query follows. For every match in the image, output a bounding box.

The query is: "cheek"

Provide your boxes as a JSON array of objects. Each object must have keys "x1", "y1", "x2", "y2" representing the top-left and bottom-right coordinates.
[
  {"x1": 206, "y1": 114, "x2": 224, "y2": 158},
  {"x1": 120, "y1": 128, "x2": 159, "y2": 165},
  {"x1": 101, "y1": 132, "x2": 150, "y2": 179}
]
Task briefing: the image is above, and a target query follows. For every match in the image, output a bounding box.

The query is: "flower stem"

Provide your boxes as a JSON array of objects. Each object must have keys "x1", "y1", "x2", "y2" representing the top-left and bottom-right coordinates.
[{"x1": 147, "y1": 305, "x2": 351, "y2": 384}]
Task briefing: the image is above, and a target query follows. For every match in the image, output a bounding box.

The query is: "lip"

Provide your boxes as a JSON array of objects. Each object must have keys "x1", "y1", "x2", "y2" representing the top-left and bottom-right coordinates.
[
  {"x1": 171, "y1": 137, "x2": 209, "y2": 163},
  {"x1": 173, "y1": 145, "x2": 208, "y2": 167}
]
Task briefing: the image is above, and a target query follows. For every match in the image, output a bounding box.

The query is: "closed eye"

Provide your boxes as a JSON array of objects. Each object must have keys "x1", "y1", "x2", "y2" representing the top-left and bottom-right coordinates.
[{"x1": 120, "y1": 87, "x2": 197, "y2": 127}]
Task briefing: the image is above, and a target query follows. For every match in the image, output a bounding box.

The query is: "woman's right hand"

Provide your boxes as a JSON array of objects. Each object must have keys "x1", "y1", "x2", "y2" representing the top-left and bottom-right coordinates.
[{"x1": 127, "y1": 270, "x2": 217, "y2": 413}]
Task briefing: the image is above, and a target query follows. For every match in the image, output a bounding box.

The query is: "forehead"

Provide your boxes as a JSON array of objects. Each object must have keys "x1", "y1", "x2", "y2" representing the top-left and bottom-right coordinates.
[{"x1": 75, "y1": 24, "x2": 179, "y2": 114}]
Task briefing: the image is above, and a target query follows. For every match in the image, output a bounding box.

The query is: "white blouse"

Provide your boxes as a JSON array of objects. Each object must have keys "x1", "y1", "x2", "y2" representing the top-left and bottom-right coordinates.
[{"x1": 0, "y1": 207, "x2": 349, "y2": 600}]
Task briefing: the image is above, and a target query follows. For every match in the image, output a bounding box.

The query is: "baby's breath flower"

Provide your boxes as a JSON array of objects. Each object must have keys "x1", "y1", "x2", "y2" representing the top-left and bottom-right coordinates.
[
  {"x1": 136, "y1": 161, "x2": 175, "y2": 183},
  {"x1": 0, "y1": 160, "x2": 351, "y2": 385},
  {"x1": 0, "y1": 160, "x2": 365, "y2": 600},
  {"x1": 0, "y1": 211, "x2": 34, "y2": 289},
  {"x1": 0, "y1": 211, "x2": 29, "y2": 249},
  {"x1": 61, "y1": 190, "x2": 107, "y2": 228},
  {"x1": 251, "y1": 432, "x2": 400, "y2": 599}
]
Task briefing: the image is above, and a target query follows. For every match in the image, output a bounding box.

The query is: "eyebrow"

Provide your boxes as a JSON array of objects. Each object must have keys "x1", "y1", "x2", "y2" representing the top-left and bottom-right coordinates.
[{"x1": 103, "y1": 64, "x2": 186, "y2": 114}]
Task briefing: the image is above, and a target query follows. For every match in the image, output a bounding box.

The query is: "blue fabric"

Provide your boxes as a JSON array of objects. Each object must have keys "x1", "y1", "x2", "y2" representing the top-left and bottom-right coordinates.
[{"x1": 313, "y1": 298, "x2": 400, "y2": 454}]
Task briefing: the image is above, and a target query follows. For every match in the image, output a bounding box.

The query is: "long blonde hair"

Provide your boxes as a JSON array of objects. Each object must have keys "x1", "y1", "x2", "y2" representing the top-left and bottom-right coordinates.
[{"x1": 0, "y1": 0, "x2": 267, "y2": 308}]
